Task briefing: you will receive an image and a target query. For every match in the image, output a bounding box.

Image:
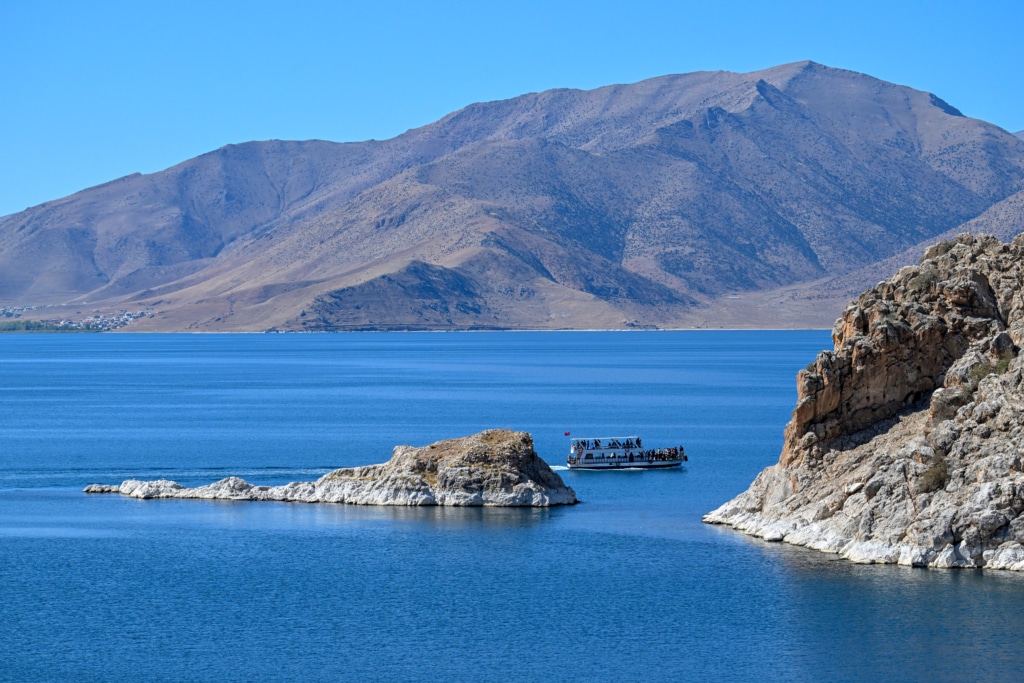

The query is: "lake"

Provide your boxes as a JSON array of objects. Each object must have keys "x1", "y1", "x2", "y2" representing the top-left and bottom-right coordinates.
[{"x1": 3, "y1": 332, "x2": 1024, "y2": 682}]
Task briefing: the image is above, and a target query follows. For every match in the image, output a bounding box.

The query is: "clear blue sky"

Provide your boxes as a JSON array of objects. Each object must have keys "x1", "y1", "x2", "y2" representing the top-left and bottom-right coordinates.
[{"x1": 1, "y1": 0, "x2": 1021, "y2": 217}]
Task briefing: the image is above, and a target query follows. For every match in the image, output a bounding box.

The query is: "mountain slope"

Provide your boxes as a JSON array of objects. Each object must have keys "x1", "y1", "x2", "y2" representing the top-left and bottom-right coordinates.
[{"x1": 2, "y1": 61, "x2": 1024, "y2": 330}]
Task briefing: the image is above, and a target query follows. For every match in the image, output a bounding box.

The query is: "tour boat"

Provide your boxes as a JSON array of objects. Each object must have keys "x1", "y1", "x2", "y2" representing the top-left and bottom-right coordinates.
[{"x1": 566, "y1": 436, "x2": 686, "y2": 470}]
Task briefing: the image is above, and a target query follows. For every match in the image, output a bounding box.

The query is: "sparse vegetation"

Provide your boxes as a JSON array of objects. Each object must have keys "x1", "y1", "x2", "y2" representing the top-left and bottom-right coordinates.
[
  {"x1": 969, "y1": 363, "x2": 995, "y2": 385},
  {"x1": 995, "y1": 354, "x2": 1013, "y2": 374},
  {"x1": 909, "y1": 268, "x2": 940, "y2": 292},
  {"x1": 969, "y1": 352, "x2": 1016, "y2": 385},
  {"x1": 919, "y1": 457, "x2": 949, "y2": 493},
  {"x1": 0, "y1": 320, "x2": 99, "y2": 333},
  {"x1": 929, "y1": 240, "x2": 956, "y2": 259}
]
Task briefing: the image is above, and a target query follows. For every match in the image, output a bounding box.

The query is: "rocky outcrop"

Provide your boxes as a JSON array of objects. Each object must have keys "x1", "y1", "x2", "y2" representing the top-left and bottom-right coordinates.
[
  {"x1": 84, "y1": 430, "x2": 577, "y2": 507},
  {"x1": 705, "y1": 233, "x2": 1024, "y2": 570}
]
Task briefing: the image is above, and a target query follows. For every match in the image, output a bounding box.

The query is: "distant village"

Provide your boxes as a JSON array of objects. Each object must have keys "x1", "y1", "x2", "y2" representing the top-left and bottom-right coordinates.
[{"x1": 1, "y1": 305, "x2": 154, "y2": 332}]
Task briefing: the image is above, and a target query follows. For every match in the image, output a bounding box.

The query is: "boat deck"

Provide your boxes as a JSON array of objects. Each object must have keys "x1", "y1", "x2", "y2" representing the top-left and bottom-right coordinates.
[{"x1": 567, "y1": 435, "x2": 685, "y2": 470}]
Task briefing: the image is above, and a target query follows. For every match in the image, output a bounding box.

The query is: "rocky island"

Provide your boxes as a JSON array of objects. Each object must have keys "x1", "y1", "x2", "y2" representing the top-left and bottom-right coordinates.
[
  {"x1": 705, "y1": 233, "x2": 1024, "y2": 570},
  {"x1": 85, "y1": 429, "x2": 577, "y2": 507}
]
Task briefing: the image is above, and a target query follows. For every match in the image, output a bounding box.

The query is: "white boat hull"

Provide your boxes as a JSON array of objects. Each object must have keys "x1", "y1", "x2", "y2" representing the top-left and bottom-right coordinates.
[{"x1": 566, "y1": 459, "x2": 683, "y2": 470}]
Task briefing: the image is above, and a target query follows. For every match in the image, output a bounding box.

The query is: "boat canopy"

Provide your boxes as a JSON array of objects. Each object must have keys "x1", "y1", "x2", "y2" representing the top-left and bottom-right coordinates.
[{"x1": 570, "y1": 436, "x2": 641, "y2": 450}]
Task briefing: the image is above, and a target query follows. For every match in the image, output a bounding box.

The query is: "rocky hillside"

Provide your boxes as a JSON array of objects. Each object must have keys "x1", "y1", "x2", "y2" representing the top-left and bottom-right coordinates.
[
  {"x1": 3, "y1": 62, "x2": 1024, "y2": 330},
  {"x1": 705, "y1": 234, "x2": 1024, "y2": 570},
  {"x1": 85, "y1": 429, "x2": 578, "y2": 507}
]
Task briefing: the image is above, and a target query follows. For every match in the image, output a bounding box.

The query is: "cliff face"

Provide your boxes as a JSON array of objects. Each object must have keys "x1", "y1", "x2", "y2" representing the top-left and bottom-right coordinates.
[
  {"x1": 705, "y1": 233, "x2": 1024, "y2": 570},
  {"x1": 86, "y1": 430, "x2": 577, "y2": 507}
]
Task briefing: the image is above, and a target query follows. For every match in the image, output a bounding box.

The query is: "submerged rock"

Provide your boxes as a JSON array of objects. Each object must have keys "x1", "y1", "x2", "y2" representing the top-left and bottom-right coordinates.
[
  {"x1": 85, "y1": 429, "x2": 577, "y2": 507},
  {"x1": 82, "y1": 484, "x2": 121, "y2": 494},
  {"x1": 705, "y1": 233, "x2": 1024, "y2": 570}
]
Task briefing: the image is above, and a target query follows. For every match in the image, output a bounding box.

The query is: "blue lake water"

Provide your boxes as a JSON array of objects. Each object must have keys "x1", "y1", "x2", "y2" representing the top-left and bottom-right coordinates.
[{"x1": 3, "y1": 331, "x2": 1024, "y2": 682}]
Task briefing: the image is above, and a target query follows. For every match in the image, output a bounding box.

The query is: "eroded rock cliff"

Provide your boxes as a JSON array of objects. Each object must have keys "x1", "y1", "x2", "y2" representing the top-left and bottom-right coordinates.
[
  {"x1": 705, "y1": 233, "x2": 1024, "y2": 569},
  {"x1": 85, "y1": 430, "x2": 577, "y2": 507}
]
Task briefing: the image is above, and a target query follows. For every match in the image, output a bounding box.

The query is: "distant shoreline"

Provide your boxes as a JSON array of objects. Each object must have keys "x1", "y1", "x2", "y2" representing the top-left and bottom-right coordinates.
[{"x1": 0, "y1": 327, "x2": 833, "y2": 335}]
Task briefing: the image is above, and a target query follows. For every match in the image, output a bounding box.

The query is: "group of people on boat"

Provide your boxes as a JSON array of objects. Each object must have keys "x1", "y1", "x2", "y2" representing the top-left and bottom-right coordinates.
[
  {"x1": 574, "y1": 438, "x2": 641, "y2": 450},
  {"x1": 567, "y1": 444, "x2": 686, "y2": 465}
]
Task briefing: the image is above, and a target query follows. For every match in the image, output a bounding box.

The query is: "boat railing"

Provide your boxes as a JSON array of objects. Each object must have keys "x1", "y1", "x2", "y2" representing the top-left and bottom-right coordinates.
[{"x1": 570, "y1": 449, "x2": 684, "y2": 463}]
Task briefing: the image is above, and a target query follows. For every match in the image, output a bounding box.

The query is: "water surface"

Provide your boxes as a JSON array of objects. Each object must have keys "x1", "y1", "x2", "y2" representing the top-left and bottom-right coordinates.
[{"x1": 2, "y1": 332, "x2": 1023, "y2": 682}]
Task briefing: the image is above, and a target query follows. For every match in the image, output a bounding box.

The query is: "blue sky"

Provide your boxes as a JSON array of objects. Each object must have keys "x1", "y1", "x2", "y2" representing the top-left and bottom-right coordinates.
[{"x1": 1, "y1": 0, "x2": 1021, "y2": 217}]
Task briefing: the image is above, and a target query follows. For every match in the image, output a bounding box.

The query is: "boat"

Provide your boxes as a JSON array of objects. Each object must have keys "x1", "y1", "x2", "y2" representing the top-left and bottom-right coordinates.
[{"x1": 565, "y1": 435, "x2": 686, "y2": 470}]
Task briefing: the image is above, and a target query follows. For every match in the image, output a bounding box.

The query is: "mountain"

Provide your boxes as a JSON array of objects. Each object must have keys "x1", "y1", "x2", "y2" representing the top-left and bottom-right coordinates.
[
  {"x1": 723, "y1": 185, "x2": 1024, "y2": 329},
  {"x1": 3, "y1": 61, "x2": 1024, "y2": 331}
]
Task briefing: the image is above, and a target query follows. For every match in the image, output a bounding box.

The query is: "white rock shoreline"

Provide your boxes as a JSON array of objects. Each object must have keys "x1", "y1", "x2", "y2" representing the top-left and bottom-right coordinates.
[
  {"x1": 85, "y1": 430, "x2": 577, "y2": 507},
  {"x1": 705, "y1": 234, "x2": 1024, "y2": 571}
]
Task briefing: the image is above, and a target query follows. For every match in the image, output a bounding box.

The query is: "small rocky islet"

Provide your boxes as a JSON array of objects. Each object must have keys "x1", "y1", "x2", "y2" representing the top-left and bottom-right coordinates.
[
  {"x1": 86, "y1": 234, "x2": 1024, "y2": 569},
  {"x1": 705, "y1": 233, "x2": 1024, "y2": 571},
  {"x1": 85, "y1": 429, "x2": 577, "y2": 507}
]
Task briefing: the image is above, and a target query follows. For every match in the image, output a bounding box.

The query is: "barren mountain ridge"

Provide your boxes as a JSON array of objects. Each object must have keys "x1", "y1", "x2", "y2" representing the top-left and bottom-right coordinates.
[{"x1": 2, "y1": 61, "x2": 1023, "y2": 330}]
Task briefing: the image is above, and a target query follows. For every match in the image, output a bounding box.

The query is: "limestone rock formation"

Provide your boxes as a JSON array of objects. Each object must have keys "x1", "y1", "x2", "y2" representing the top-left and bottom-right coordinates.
[
  {"x1": 705, "y1": 233, "x2": 1024, "y2": 570},
  {"x1": 84, "y1": 430, "x2": 577, "y2": 507}
]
